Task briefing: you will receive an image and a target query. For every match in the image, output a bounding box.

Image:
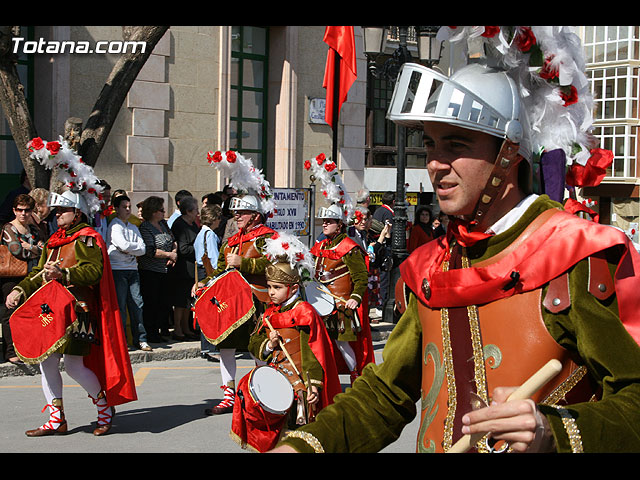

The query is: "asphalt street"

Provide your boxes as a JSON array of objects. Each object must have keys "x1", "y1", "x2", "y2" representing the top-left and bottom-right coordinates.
[{"x1": 0, "y1": 335, "x2": 421, "y2": 454}]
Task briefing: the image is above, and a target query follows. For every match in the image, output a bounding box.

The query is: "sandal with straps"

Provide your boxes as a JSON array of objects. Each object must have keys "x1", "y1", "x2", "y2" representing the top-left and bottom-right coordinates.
[
  {"x1": 205, "y1": 385, "x2": 235, "y2": 415},
  {"x1": 25, "y1": 401, "x2": 67, "y2": 437},
  {"x1": 90, "y1": 391, "x2": 115, "y2": 436}
]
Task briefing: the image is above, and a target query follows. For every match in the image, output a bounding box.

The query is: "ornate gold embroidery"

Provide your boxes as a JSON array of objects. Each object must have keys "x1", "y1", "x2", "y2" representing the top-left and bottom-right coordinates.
[
  {"x1": 542, "y1": 366, "x2": 587, "y2": 406},
  {"x1": 461, "y1": 249, "x2": 493, "y2": 453},
  {"x1": 281, "y1": 430, "x2": 325, "y2": 453},
  {"x1": 483, "y1": 344, "x2": 502, "y2": 369},
  {"x1": 552, "y1": 405, "x2": 584, "y2": 453},
  {"x1": 418, "y1": 343, "x2": 445, "y2": 453},
  {"x1": 440, "y1": 305, "x2": 457, "y2": 451},
  {"x1": 438, "y1": 253, "x2": 458, "y2": 451}
]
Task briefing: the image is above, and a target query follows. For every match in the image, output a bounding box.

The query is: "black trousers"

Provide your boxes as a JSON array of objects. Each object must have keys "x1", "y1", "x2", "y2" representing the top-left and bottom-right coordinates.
[
  {"x1": 139, "y1": 269, "x2": 172, "y2": 339},
  {"x1": 0, "y1": 278, "x2": 19, "y2": 359}
]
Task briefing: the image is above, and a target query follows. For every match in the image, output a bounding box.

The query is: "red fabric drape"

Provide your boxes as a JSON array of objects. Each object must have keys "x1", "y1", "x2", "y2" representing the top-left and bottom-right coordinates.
[
  {"x1": 565, "y1": 148, "x2": 613, "y2": 187},
  {"x1": 323, "y1": 26, "x2": 357, "y2": 129}
]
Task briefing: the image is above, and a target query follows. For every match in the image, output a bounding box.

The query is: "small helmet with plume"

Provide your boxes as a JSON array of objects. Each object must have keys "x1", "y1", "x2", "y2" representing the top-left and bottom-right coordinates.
[{"x1": 264, "y1": 231, "x2": 315, "y2": 285}]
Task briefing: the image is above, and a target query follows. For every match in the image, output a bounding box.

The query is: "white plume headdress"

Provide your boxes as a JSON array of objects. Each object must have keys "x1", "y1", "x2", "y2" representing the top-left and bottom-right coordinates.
[
  {"x1": 437, "y1": 26, "x2": 613, "y2": 196},
  {"x1": 206, "y1": 149, "x2": 276, "y2": 217},
  {"x1": 264, "y1": 231, "x2": 315, "y2": 284},
  {"x1": 303, "y1": 153, "x2": 355, "y2": 221},
  {"x1": 27, "y1": 136, "x2": 105, "y2": 215}
]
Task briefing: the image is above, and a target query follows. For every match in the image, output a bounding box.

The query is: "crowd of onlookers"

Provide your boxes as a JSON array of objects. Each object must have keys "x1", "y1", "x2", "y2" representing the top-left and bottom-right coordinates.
[
  {"x1": 0, "y1": 172, "x2": 448, "y2": 365},
  {"x1": 0, "y1": 171, "x2": 240, "y2": 363},
  {"x1": 341, "y1": 189, "x2": 449, "y2": 322}
]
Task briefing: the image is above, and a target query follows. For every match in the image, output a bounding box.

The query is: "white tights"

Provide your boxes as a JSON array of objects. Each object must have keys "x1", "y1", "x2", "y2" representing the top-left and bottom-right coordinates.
[
  {"x1": 336, "y1": 340, "x2": 357, "y2": 372},
  {"x1": 218, "y1": 348, "x2": 265, "y2": 387},
  {"x1": 218, "y1": 349, "x2": 237, "y2": 386},
  {"x1": 39, "y1": 353, "x2": 102, "y2": 404}
]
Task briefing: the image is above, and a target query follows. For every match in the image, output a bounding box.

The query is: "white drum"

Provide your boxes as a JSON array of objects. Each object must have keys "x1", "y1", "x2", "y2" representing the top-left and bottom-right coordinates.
[
  {"x1": 249, "y1": 366, "x2": 294, "y2": 415},
  {"x1": 304, "y1": 281, "x2": 335, "y2": 317}
]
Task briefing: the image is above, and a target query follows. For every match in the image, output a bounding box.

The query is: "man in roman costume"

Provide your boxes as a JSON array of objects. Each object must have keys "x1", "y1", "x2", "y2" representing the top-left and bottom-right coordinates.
[
  {"x1": 7, "y1": 185, "x2": 136, "y2": 436},
  {"x1": 272, "y1": 26, "x2": 640, "y2": 453},
  {"x1": 304, "y1": 154, "x2": 375, "y2": 384},
  {"x1": 196, "y1": 150, "x2": 277, "y2": 415}
]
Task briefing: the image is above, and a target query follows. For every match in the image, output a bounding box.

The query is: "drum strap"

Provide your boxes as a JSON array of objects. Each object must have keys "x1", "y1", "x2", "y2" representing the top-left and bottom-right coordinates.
[{"x1": 271, "y1": 328, "x2": 305, "y2": 392}]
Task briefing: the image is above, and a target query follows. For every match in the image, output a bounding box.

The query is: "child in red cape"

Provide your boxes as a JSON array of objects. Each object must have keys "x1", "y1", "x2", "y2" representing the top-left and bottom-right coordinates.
[{"x1": 230, "y1": 233, "x2": 340, "y2": 452}]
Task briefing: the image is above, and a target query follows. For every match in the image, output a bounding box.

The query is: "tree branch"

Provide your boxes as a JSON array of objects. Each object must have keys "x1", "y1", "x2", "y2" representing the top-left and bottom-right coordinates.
[
  {"x1": 78, "y1": 26, "x2": 169, "y2": 167},
  {"x1": 0, "y1": 25, "x2": 50, "y2": 188}
]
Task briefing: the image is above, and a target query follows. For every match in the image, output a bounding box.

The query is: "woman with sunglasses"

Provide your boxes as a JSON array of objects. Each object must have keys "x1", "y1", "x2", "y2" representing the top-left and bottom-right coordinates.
[{"x1": 1, "y1": 194, "x2": 42, "y2": 364}]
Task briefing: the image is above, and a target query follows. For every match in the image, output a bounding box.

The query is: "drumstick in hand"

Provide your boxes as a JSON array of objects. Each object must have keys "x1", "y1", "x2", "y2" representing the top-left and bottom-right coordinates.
[
  {"x1": 262, "y1": 316, "x2": 301, "y2": 376},
  {"x1": 31, "y1": 258, "x2": 64, "y2": 282},
  {"x1": 447, "y1": 359, "x2": 563, "y2": 453}
]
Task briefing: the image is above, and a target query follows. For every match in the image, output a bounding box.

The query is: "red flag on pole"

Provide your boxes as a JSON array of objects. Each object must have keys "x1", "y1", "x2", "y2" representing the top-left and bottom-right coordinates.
[{"x1": 323, "y1": 26, "x2": 357, "y2": 129}]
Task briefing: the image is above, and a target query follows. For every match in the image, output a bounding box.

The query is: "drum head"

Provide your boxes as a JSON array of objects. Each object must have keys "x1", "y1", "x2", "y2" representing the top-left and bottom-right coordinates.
[
  {"x1": 304, "y1": 281, "x2": 335, "y2": 317},
  {"x1": 249, "y1": 366, "x2": 294, "y2": 415}
]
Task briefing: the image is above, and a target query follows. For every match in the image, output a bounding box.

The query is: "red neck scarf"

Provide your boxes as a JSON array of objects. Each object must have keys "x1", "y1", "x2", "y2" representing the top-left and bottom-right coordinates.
[
  {"x1": 47, "y1": 225, "x2": 96, "y2": 249},
  {"x1": 435, "y1": 218, "x2": 493, "y2": 265},
  {"x1": 227, "y1": 223, "x2": 275, "y2": 248},
  {"x1": 446, "y1": 218, "x2": 493, "y2": 248}
]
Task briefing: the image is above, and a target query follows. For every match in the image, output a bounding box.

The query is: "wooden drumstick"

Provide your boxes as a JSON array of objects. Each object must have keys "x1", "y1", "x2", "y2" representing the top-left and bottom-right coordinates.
[
  {"x1": 315, "y1": 284, "x2": 347, "y2": 304},
  {"x1": 225, "y1": 245, "x2": 239, "y2": 271},
  {"x1": 447, "y1": 359, "x2": 563, "y2": 453},
  {"x1": 262, "y1": 315, "x2": 301, "y2": 376},
  {"x1": 31, "y1": 258, "x2": 64, "y2": 282}
]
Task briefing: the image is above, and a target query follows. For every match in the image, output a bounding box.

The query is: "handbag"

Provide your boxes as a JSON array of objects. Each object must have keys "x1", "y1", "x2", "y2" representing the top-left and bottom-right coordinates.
[
  {"x1": 201, "y1": 230, "x2": 215, "y2": 277},
  {"x1": 0, "y1": 244, "x2": 28, "y2": 278}
]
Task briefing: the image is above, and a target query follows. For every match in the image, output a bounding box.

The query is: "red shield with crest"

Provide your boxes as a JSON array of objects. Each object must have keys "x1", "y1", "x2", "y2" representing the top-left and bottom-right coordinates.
[
  {"x1": 10, "y1": 281, "x2": 78, "y2": 363},
  {"x1": 193, "y1": 269, "x2": 256, "y2": 345}
]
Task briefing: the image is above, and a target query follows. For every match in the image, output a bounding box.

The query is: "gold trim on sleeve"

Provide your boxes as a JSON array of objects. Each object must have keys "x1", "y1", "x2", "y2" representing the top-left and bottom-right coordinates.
[
  {"x1": 541, "y1": 366, "x2": 587, "y2": 406},
  {"x1": 282, "y1": 430, "x2": 325, "y2": 453},
  {"x1": 551, "y1": 405, "x2": 584, "y2": 453}
]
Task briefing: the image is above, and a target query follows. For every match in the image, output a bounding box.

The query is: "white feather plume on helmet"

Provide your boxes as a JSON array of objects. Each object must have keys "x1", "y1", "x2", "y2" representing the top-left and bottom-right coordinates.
[
  {"x1": 303, "y1": 153, "x2": 355, "y2": 223},
  {"x1": 437, "y1": 26, "x2": 603, "y2": 170},
  {"x1": 27, "y1": 136, "x2": 105, "y2": 216},
  {"x1": 264, "y1": 231, "x2": 315, "y2": 284},
  {"x1": 206, "y1": 149, "x2": 276, "y2": 217}
]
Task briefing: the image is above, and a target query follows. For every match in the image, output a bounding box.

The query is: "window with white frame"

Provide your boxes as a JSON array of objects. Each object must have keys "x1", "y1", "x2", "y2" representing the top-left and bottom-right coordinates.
[
  {"x1": 582, "y1": 26, "x2": 640, "y2": 63},
  {"x1": 589, "y1": 66, "x2": 639, "y2": 122},
  {"x1": 592, "y1": 124, "x2": 637, "y2": 178},
  {"x1": 583, "y1": 26, "x2": 640, "y2": 179}
]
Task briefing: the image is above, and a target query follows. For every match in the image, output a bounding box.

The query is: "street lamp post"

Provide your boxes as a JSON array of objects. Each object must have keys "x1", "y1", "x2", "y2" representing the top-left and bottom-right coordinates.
[{"x1": 362, "y1": 26, "x2": 442, "y2": 323}]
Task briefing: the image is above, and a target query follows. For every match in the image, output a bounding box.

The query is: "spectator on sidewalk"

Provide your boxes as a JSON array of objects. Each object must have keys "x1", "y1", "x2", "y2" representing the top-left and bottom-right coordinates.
[{"x1": 107, "y1": 195, "x2": 150, "y2": 352}]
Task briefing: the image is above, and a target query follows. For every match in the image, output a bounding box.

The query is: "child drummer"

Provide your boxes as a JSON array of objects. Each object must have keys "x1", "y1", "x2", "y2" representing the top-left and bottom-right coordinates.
[{"x1": 230, "y1": 232, "x2": 341, "y2": 453}]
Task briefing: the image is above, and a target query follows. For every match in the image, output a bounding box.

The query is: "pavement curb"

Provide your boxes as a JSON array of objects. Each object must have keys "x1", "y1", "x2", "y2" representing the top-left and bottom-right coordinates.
[{"x1": 0, "y1": 322, "x2": 394, "y2": 378}]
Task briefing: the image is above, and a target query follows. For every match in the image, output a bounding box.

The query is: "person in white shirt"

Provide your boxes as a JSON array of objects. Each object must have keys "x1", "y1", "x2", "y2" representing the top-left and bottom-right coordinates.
[
  {"x1": 194, "y1": 204, "x2": 222, "y2": 280},
  {"x1": 107, "y1": 195, "x2": 150, "y2": 351}
]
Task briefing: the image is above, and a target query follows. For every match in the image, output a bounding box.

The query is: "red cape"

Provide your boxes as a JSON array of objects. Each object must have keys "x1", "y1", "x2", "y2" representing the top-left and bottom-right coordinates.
[
  {"x1": 311, "y1": 236, "x2": 375, "y2": 374},
  {"x1": 400, "y1": 208, "x2": 640, "y2": 346},
  {"x1": 63, "y1": 227, "x2": 138, "y2": 406}
]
